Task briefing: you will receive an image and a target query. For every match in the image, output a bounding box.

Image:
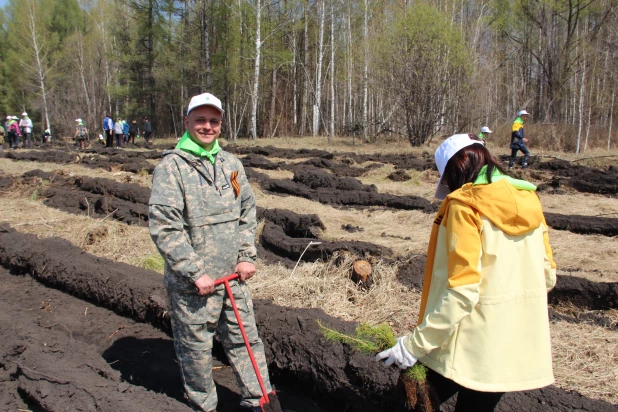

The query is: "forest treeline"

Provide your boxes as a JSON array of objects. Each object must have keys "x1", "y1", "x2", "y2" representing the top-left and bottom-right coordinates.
[{"x1": 0, "y1": 0, "x2": 616, "y2": 151}]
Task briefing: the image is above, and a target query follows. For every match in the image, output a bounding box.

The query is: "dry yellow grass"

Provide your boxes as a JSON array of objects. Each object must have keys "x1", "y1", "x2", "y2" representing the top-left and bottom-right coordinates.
[{"x1": 551, "y1": 321, "x2": 618, "y2": 404}]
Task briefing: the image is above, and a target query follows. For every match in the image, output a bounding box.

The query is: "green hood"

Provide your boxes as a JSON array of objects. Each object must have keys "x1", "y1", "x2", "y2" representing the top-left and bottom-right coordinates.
[{"x1": 473, "y1": 165, "x2": 536, "y2": 191}]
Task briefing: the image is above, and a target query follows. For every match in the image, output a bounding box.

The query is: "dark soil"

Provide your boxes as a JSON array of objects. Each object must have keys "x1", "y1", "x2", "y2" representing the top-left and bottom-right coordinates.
[
  {"x1": 257, "y1": 207, "x2": 325, "y2": 238},
  {"x1": 544, "y1": 212, "x2": 618, "y2": 236},
  {"x1": 549, "y1": 275, "x2": 618, "y2": 310},
  {"x1": 247, "y1": 167, "x2": 434, "y2": 212},
  {"x1": 260, "y1": 221, "x2": 391, "y2": 267},
  {"x1": 42, "y1": 187, "x2": 149, "y2": 226},
  {"x1": 534, "y1": 160, "x2": 618, "y2": 196},
  {"x1": 388, "y1": 170, "x2": 411, "y2": 182},
  {"x1": 396, "y1": 255, "x2": 427, "y2": 290},
  {"x1": 4, "y1": 148, "x2": 158, "y2": 175},
  {"x1": 227, "y1": 145, "x2": 435, "y2": 171},
  {"x1": 5, "y1": 150, "x2": 80, "y2": 164},
  {"x1": 1, "y1": 225, "x2": 616, "y2": 411}
]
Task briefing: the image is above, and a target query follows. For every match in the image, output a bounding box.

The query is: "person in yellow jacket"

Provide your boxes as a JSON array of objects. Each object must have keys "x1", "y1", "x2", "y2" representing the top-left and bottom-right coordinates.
[{"x1": 377, "y1": 133, "x2": 557, "y2": 411}]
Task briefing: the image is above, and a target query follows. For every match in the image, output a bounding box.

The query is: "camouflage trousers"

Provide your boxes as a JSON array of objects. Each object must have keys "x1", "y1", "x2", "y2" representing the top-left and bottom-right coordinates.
[{"x1": 169, "y1": 280, "x2": 272, "y2": 412}]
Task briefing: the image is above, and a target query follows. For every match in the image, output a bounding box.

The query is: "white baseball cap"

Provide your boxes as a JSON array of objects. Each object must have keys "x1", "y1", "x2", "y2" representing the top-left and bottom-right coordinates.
[
  {"x1": 434, "y1": 134, "x2": 484, "y2": 200},
  {"x1": 481, "y1": 126, "x2": 492, "y2": 133},
  {"x1": 22, "y1": 112, "x2": 28, "y2": 116},
  {"x1": 75, "y1": 118, "x2": 82, "y2": 122},
  {"x1": 517, "y1": 110, "x2": 530, "y2": 117},
  {"x1": 12, "y1": 116, "x2": 18, "y2": 120},
  {"x1": 5, "y1": 116, "x2": 10, "y2": 120},
  {"x1": 187, "y1": 93, "x2": 224, "y2": 116}
]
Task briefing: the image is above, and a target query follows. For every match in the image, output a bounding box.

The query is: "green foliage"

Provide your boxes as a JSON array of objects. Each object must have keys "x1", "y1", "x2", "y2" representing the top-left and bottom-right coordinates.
[
  {"x1": 406, "y1": 363, "x2": 427, "y2": 384},
  {"x1": 318, "y1": 320, "x2": 380, "y2": 353},
  {"x1": 319, "y1": 320, "x2": 396, "y2": 353},
  {"x1": 356, "y1": 322, "x2": 396, "y2": 351}
]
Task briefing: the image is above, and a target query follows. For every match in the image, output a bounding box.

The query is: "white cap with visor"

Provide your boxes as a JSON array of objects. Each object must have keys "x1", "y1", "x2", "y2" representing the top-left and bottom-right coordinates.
[{"x1": 187, "y1": 93, "x2": 225, "y2": 116}]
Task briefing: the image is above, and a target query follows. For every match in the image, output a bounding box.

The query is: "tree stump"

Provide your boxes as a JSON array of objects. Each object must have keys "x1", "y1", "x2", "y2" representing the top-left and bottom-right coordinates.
[{"x1": 352, "y1": 260, "x2": 372, "y2": 284}]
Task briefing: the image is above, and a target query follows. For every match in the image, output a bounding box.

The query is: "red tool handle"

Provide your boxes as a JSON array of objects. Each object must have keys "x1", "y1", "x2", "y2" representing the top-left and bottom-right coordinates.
[{"x1": 214, "y1": 273, "x2": 271, "y2": 405}]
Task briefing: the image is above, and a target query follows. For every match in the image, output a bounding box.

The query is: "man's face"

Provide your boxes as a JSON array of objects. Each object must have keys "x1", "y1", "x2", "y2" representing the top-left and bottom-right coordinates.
[{"x1": 184, "y1": 105, "x2": 222, "y2": 147}]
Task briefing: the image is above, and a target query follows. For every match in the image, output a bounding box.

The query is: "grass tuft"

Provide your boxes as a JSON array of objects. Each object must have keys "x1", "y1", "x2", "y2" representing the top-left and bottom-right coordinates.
[{"x1": 141, "y1": 253, "x2": 165, "y2": 273}]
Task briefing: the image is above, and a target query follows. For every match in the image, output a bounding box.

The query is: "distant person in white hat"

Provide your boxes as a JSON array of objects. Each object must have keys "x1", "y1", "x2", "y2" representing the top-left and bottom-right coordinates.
[
  {"x1": 19, "y1": 112, "x2": 33, "y2": 148},
  {"x1": 149, "y1": 92, "x2": 276, "y2": 412},
  {"x1": 377, "y1": 133, "x2": 556, "y2": 412},
  {"x1": 477, "y1": 126, "x2": 492, "y2": 145},
  {"x1": 510, "y1": 110, "x2": 530, "y2": 169},
  {"x1": 74, "y1": 119, "x2": 89, "y2": 150},
  {"x1": 8, "y1": 116, "x2": 21, "y2": 149}
]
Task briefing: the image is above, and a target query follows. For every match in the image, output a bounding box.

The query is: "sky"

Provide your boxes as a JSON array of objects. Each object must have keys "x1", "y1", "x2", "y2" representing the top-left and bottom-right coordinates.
[{"x1": 0, "y1": 0, "x2": 7, "y2": 9}]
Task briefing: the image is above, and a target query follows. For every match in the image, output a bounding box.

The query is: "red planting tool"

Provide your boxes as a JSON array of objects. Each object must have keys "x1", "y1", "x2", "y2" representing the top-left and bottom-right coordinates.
[{"x1": 214, "y1": 273, "x2": 282, "y2": 412}]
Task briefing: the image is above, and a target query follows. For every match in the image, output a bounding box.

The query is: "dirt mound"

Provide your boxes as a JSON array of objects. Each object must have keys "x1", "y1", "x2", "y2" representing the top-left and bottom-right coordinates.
[
  {"x1": 79, "y1": 176, "x2": 152, "y2": 204},
  {"x1": 396, "y1": 255, "x2": 427, "y2": 290},
  {"x1": 257, "y1": 207, "x2": 325, "y2": 238},
  {"x1": 388, "y1": 170, "x2": 411, "y2": 182},
  {"x1": 6, "y1": 150, "x2": 79, "y2": 164},
  {"x1": 43, "y1": 187, "x2": 149, "y2": 226},
  {"x1": 532, "y1": 160, "x2": 618, "y2": 196},
  {"x1": 260, "y1": 221, "x2": 390, "y2": 266},
  {"x1": 549, "y1": 275, "x2": 618, "y2": 310},
  {"x1": 293, "y1": 168, "x2": 376, "y2": 192},
  {"x1": 5, "y1": 148, "x2": 158, "y2": 175},
  {"x1": 227, "y1": 145, "x2": 434, "y2": 171},
  {"x1": 248, "y1": 168, "x2": 432, "y2": 212},
  {"x1": 544, "y1": 212, "x2": 618, "y2": 236},
  {"x1": 0, "y1": 278, "x2": 191, "y2": 412},
  {"x1": 570, "y1": 169, "x2": 618, "y2": 195},
  {"x1": 228, "y1": 145, "x2": 335, "y2": 160}
]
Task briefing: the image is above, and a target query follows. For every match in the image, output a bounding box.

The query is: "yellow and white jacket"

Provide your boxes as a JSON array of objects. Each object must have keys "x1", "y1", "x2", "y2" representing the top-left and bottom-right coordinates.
[{"x1": 404, "y1": 177, "x2": 557, "y2": 392}]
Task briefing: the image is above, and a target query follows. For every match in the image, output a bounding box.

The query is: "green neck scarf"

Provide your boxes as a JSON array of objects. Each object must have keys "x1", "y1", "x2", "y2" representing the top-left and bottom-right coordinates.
[
  {"x1": 176, "y1": 131, "x2": 220, "y2": 164},
  {"x1": 474, "y1": 165, "x2": 537, "y2": 191},
  {"x1": 515, "y1": 116, "x2": 524, "y2": 124},
  {"x1": 478, "y1": 132, "x2": 486, "y2": 140}
]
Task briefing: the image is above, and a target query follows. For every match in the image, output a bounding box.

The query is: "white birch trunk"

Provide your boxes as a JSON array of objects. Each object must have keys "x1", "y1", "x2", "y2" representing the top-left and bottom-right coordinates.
[
  {"x1": 312, "y1": 0, "x2": 325, "y2": 136},
  {"x1": 362, "y1": 0, "x2": 368, "y2": 142},
  {"x1": 25, "y1": 0, "x2": 51, "y2": 131},
  {"x1": 250, "y1": 0, "x2": 262, "y2": 140},
  {"x1": 329, "y1": 0, "x2": 335, "y2": 138},
  {"x1": 609, "y1": 88, "x2": 615, "y2": 151}
]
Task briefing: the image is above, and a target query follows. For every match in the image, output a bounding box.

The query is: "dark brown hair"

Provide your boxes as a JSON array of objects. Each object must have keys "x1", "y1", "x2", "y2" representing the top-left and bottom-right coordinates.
[{"x1": 443, "y1": 140, "x2": 505, "y2": 193}]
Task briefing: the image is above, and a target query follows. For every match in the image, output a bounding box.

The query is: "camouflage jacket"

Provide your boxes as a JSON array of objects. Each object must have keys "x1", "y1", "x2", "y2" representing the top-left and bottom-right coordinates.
[{"x1": 149, "y1": 148, "x2": 257, "y2": 292}]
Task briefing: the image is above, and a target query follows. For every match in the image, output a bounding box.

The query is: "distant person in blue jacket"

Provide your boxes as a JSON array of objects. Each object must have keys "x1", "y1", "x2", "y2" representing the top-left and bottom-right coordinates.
[
  {"x1": 103, "y1": 114, "x2": 114, "y2": 148},
  {"x1": 122, "y1": 120, "x2": 130, "y2": 144}
]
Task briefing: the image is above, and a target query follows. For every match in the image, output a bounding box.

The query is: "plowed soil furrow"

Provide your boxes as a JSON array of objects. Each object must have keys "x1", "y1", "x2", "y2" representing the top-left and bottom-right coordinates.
[
  {"x1": 0, "y1": 225, "x2": 616, "y2": 411},
  {"x1": 0, "y1": 268, "x2": 192, "y2": 412},
  {"x1": 545, "y1": 212, "x2": 618, "y2": 236}
]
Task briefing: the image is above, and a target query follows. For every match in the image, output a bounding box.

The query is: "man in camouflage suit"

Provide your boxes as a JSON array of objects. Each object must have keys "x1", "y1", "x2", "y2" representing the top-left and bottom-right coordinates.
[{"x1": 149, "y1": 92, "x2": 273, "y2": 412}]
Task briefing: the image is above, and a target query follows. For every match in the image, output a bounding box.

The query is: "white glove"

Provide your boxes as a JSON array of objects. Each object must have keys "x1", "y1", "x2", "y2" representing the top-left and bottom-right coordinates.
[{"x1": 375, "y1": 336, "x2": 418, "y2": 369}]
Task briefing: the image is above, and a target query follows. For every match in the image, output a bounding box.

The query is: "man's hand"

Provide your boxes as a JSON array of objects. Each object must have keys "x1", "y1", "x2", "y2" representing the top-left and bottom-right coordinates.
[
  {"x1": 235, "y1": 262, "x2": 256, "y2": 282},
  {"x1": 523, "y1": 137, "x2": 529, "y2": 143},
  {"x1": 194, "y1": 273, "x2": 215, "y2": 295}
]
